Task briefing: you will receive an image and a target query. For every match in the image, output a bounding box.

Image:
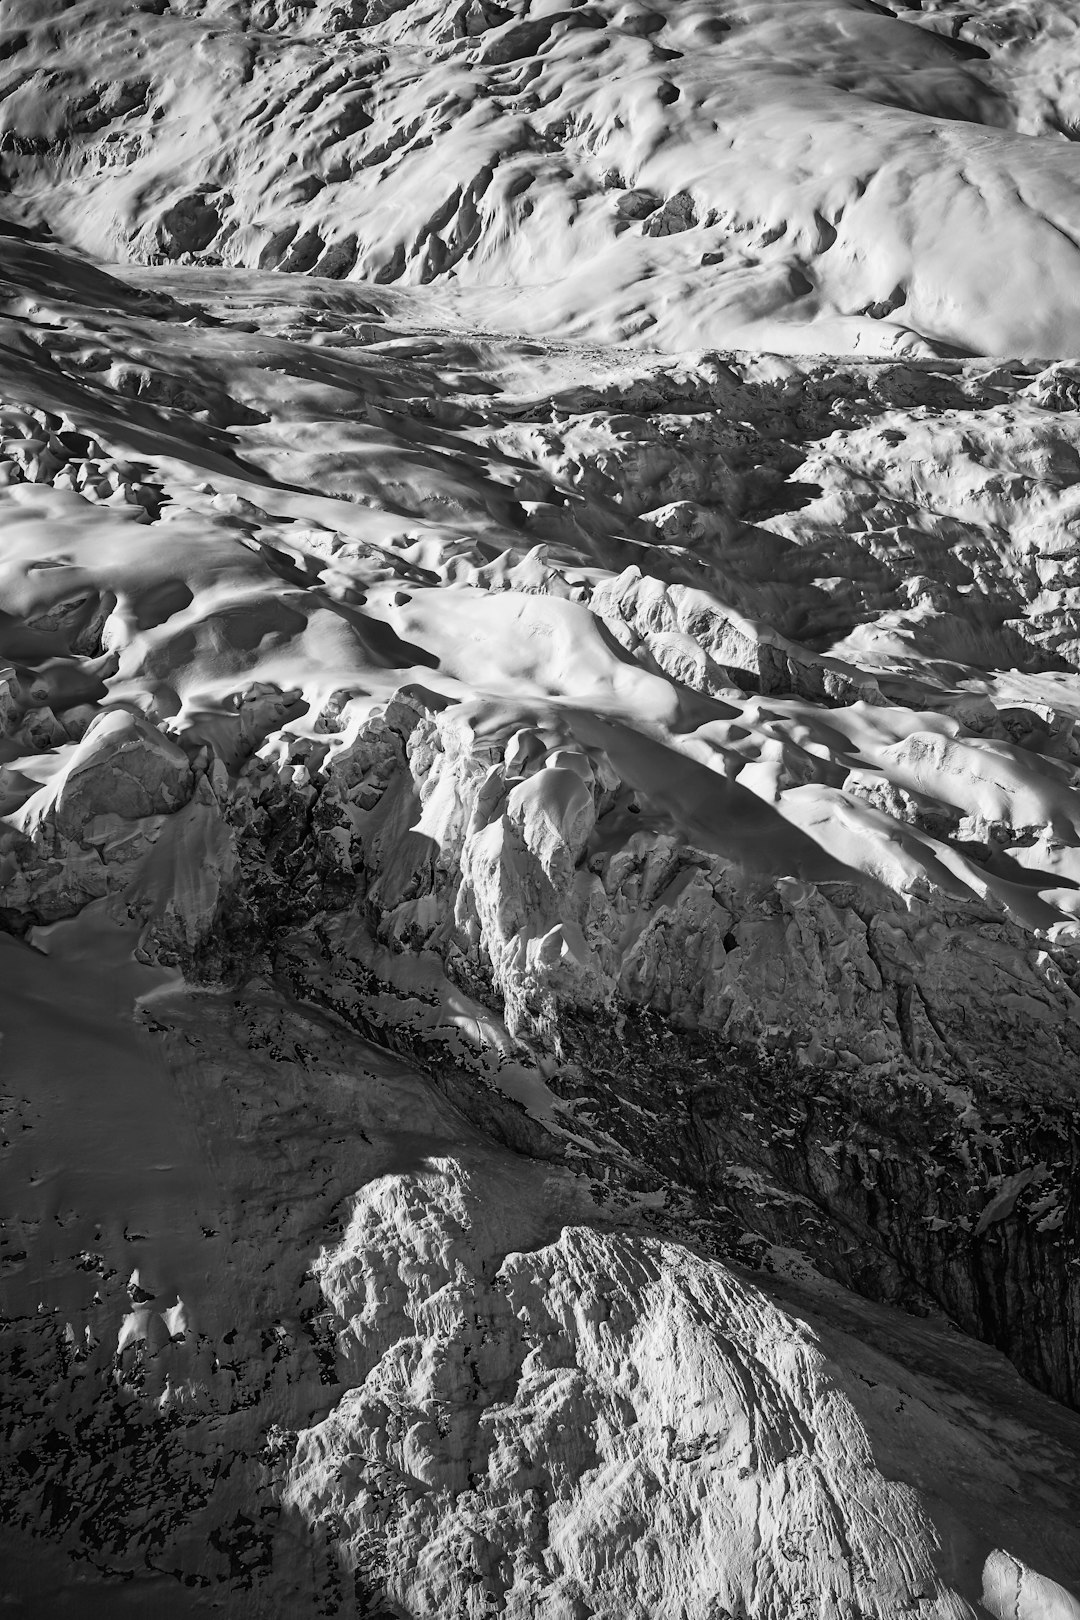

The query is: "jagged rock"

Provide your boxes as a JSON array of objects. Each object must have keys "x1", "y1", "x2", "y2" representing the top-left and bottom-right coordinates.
[
  {"x1": 285, "y1": 1158, "x2": 972, "y2": 1620},
  {"x1": 27, "y1": 708, "x2": 193, "y2": 834},
  {"x1": 641, "y1": 191, "x2": 698, "y2": 237},
  {"x1": 0, "y1": 709, "x2": 195, "y2": 923},
  {"x1": 156, "y1": 193, "x2": 225, "y2": 258},
  {"x1": 588, "y1": 566, "x2": 882, "y2": 703}
]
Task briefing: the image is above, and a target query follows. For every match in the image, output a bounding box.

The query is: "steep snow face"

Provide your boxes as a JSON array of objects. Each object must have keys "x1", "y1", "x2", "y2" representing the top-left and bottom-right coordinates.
[{"x1": 3, "y1": 0, "x2": 1080, "y2": 352}]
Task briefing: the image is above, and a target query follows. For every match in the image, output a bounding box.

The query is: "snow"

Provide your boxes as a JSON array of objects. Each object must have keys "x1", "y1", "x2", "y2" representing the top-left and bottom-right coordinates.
[{"x1": 0, "y1": 0, "x2": 1080, "y2": 1611}]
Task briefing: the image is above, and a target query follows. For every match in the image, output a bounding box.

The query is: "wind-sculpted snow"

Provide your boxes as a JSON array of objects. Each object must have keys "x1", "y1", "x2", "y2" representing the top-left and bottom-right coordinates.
[
  {"x1": 2, "y1": 228, "x2": 1080, "y2": 1615},
  {"x1": 3, "y1": 0, "x2": 1080, "y2": 353}
]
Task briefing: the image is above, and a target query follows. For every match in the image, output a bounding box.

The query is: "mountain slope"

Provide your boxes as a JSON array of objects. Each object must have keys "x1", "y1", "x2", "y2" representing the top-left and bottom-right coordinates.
[
  {"x1": 1, "y1": 0, "x2": 1080, "y2": 1610},
  {"x1": 4, "y1": 0, "x2": 1080, "y2": 352}
]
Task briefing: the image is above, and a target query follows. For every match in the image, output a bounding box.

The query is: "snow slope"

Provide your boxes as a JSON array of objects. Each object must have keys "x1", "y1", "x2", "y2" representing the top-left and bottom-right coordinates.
[
  {"x1": 3, "y1": 0, "x2": 1080, "y2": 353},
  {"x1": 0, "y1": 0, "x2": 1080, "y2": 1608}
]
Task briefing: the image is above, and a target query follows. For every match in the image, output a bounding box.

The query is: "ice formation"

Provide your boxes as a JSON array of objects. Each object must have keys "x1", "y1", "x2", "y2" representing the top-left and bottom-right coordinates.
[{"x1": 1, "y1": 0, "x2": 1080, "y2": 1614}]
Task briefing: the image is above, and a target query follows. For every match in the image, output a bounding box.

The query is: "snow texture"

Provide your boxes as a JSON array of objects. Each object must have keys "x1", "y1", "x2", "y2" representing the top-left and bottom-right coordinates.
[{"x1": 0, "y1": 0, "x2": 1079, "y2": 1615}]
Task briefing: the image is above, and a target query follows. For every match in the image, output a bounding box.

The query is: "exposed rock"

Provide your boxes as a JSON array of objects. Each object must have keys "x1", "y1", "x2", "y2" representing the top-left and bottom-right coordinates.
[
  {"x1": 641, "y1": 192, "x2": 698, "y2": 238},
  {"x1": 1, "y1": 708, "x2": 195, "y2": 924},
  {"x1": 156, "y1": 194, "x2": 226, "y2": 259},
  {"x1": 287, "y1": 1159, "x2": 972, "y2": 1620}
]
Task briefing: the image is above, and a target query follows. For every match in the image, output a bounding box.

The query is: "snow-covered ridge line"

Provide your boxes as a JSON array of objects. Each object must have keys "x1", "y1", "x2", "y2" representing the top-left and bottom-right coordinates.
[{"x1": 5, "y1": 0, "x2": 1080, "y2": 353}]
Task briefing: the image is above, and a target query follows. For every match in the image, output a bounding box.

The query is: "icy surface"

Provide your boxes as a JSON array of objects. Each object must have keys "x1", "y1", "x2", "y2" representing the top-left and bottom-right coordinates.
[{"x1": 0, "y1": 0, "x2": 1080, "y2": 1614}]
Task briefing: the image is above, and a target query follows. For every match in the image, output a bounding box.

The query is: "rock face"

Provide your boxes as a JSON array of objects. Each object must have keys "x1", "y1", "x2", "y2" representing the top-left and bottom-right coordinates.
[
  {"x1": 0, "y1": 24, "x2": 1080, "y2": 1601},
  {"x1": 288, "y1": 1160, "x2": 970, "y2": 1620},
  {"x1": 1, "y1": 709, "x2": 194, "y2": 922}
]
